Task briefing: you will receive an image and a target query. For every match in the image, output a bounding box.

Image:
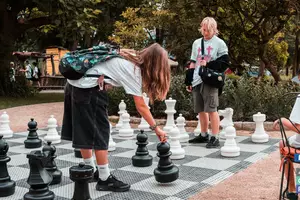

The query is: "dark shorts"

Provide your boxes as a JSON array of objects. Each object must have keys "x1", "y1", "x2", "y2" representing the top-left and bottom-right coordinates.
[
  {"x1": 61, "y1": 83, "x2": 110, "y2": 150},
  {"x1": 192, "y1": 83, "x2": 219, "y2": 113}
]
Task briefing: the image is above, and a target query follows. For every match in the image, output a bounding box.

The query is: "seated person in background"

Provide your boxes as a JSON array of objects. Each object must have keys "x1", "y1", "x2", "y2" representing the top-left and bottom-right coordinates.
[{"x1": 273, "y1": 95, "x2": 300, "y2": 200}]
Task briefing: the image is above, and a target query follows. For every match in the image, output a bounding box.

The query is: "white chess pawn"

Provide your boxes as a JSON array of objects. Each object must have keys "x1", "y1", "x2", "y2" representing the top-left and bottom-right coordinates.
[
  {"x1": 108, "y1": 123, "x2": 116, "y2": 151},
  {"x1": 218, "y1": 108, "x2": 234, "y2": 139},
  {"x1": 193, "y1": 115, "x2": 201, "y2": 136},
  {"x1": 221, "y1": 126, "x2": 240, "y2": 157},
  {"x1": 176, "y1": 114, "x2": 189, "y2": 143},
  {"x1": 118, "y1": 111, "x2": 134, "y2": 138},
  {"x1": 0, "y1": 111, "x2": 13, "y2": 138},
  {"x1": 169, "y1": 126, "x2": 185, "y2": 160},
  {"x1": 163, "y1": 97, "x2": 176, "y2": 133},
  {"x1": 116, "y1": 100, "x2": 126, "y2": 131},
  {"x1": 138, "y1": 93, "x2": 150, "y2": 131},
  {"x1": 251, "y1": 112, "x2": 269, "y2": 143},
  {"x1": 44, "y1": 115, "x2": 61, "y2": 144}
]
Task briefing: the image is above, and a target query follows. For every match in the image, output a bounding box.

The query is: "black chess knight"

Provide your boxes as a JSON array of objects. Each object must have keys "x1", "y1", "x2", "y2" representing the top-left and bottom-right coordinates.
[
  {"x1": 24, "y1": 118, "x2": 42, "y2": 149},
  {"x1": 0, "y1": 135, "x2": 15, "y2": 197},
  {"x1": 132, "y1": 130, "x2": 153, "y2": 167},
  {"x1": 42, "y1": 142, "x2": 62, "y2": 185},
  {"x1": 23, "y1": 150, "x2": 55, "y2": 200},
  {"x1": 154, "y1": 142, "x2": 179, "y2": 183}
]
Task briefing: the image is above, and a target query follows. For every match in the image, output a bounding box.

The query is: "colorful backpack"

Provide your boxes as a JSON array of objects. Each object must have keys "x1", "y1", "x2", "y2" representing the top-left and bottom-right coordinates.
[{"x1": 59, "y1": 44, "x2": 121, "y2": 80}]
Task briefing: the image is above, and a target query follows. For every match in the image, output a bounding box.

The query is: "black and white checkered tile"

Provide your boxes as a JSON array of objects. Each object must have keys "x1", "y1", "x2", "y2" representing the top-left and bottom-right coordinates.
[{"x1": 2, "y1": 128, "x2": 280, "y2": 200}]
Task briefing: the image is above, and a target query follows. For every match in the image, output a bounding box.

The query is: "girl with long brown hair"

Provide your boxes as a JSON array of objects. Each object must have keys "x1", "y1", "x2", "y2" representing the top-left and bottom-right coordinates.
[{"x1": 62, "y1": 42, "x2": 170, "y2": 193}]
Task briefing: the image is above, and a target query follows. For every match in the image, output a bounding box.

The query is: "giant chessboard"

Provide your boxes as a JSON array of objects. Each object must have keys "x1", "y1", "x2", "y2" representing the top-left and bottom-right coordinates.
[{"x1": 3, "y1": 127, "x2": 280, "y2": 200}]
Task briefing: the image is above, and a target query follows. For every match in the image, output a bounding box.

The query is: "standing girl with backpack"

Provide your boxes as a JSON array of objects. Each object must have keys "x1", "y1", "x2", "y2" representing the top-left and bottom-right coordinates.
[{"x1": 61, "y1": 43, "x2": 169, "y2": 192}]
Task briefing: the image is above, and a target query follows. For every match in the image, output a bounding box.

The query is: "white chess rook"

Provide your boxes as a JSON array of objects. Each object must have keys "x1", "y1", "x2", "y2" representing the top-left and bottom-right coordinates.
[
  {"x1": 44, "y1": 115, "x2": 61, "y2": 144},
  {"x1": 251, "y1": 112, "x2": 269, "y2": 143},
  {"x1": 169, "y1": 126, "x2": 185, "y2": 160},
  {"x1": 138, "y1": 93, "x2": 150, "y2": 131},
  {"x1": 176, "y1": 114, "x2": 189, "y2": 143},
  {"x1": 0, "y1": 111, "x2": 13, "y2": 138},
  {"x1": 221, "y1": 126, "x2": 240, "y2": 157},
  {"x1": 218, "y1": 108, "x2": 234, "y2": 139},
  {"x1": 116, "y1": 100, "x2": 126, "y2": 131},
  {"x1": 163, "y1": 97, "x2": 176, "y2": 133},
  {"x1": 108, "y1": 123, "x2": 116, "y2": 151},
  {"x1": 193, "y1": 115, "x2": 201, "y2": 136},
  {"x1": 118, "y1": 111, "x2": 134, "y2": 138}
]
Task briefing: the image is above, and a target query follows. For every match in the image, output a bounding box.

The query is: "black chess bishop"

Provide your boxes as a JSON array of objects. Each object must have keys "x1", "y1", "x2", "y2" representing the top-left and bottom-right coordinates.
[
  {"x1": 132, "y1": 130, "x2": 153, "y2": 167},
  {"x1": 24, "y1": 118, "x2": 42, "y2": 149}
]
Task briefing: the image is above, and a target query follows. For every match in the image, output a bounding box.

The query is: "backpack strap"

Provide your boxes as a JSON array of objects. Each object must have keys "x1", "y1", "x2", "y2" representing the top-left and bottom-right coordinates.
[{"x1": 84, "y1": 74, "x2": 111, "y2": 79}]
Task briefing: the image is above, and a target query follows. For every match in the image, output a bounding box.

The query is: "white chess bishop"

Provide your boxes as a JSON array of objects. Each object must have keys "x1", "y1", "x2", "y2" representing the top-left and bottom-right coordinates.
[
  {"x1": 0, "y1": 111, "x2": 13, "y2": 138},
  {"x1": 221, "y1": 126, "x2": 240, "y2": 157},
  {"x1": 176, "y1": 114, "x2": 189, "y2": 143},
  {"x1": 251, "y1": 112, "x2": 269, "y2": 143},
  {"x1": 169, "y1": 126, "x2": 185, "y2": 160},
  {"x1": 163, "y1": 97, "x2": 176, "y2": 133},
  {"x1": 116, "y1": 100, "x2": 126, "y2": 131},
  {"x1": 218, "y1": 108, "x2": 234, "y2": 139},
  {"x1": 44, "y1": 115, "x2": 61, "y2": 144},
  {"x1": 138, "y1": 93, "x2": 150, "y2": 131},
  {"x1": 108, "y1": 123, "x2": 116, "y2": 151},
  {"x1": 193, "y1": 115, "x2": 201, "y2": 136},
  {"x1": 118, "y1": 111, "x2": 134, "y2": 138}
]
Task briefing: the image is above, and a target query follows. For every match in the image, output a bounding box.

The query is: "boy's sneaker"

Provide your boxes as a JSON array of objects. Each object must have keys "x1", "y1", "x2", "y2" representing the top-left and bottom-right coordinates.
[
  {"x1": 206, "y1": 136, "x2": 220, "y2": 148},
  {"x1": 96, "y1": 174, "x2": 130, "y2": 192},
  {"x1": 188, "y1": 134, "x2": 209, "y2": 143}
]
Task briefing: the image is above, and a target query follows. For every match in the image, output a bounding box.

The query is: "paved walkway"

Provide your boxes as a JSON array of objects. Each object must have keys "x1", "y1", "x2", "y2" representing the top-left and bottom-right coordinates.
[{"x1": 0, "y1": 102, "x2": 294, "y2": 200}]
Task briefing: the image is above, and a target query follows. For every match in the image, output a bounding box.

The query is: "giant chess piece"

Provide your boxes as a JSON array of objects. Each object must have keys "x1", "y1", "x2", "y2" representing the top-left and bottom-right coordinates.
[
  {"x1": 0, "y1": 111, "x2": 13, "y2": 138},
  {"x1": 288, "y1": 95, "x2": 300, "y2": 147},
  {"x1": 70, "y1": 163, "x2": 93, "y2": 200},
  {"x1": 24, "y1": 150, "x2": 55, "y2": 200},
  {"x1": 44, "y1": 115, "x2": 61, "y2": 144},
  {"x1": 0, "y1": 135, "x2": 15, "y2": 197},
  {"x1": 118, "y1": 111, "x2": 134, "y2": 138},
  {"x1": 116, "y1": 100, "x2": 127, "y2": 131},
  {"x1": 193, "y1": 115, "x2": 201, "y2": 136},
  {"x1": 42, "y1": 142, "x2": 62, "y2": 185},
  {"x1": 163, "y1": 97, "x2": 176, "y2": 133},
  {"x1": 132, "y1": 130, "x2": 153, "y2": 167},
  {"x1": 74, "y1": 148, "x2": 82, "y2": 158},
  {"x1": 218, "y1": 108, "x2": 234, "y2": 139},
  {"x1": 221, "y1": 126, "x2": 240, "y2": 157},
  {"x1": 108, "y1": 123, "x2": 116, "y2": 152},
  {"x1": 169, "y1": 126, "x2": 185, "y2": 160},
  {"x1": 24, "y1": 118, "x2": 42, "y2": 149},
  {"x1": 138, "y1": 93, "x2": 151, "y2": 131},
  {"x1": 251, "y1": 112, "x2": 269, "y2": 143},
  {"x1": 154, "y1": 142, "x2": 179, "y2": 183},
  {"x1": 176, "y1": 114, "x2": 189, "y2": 143}
]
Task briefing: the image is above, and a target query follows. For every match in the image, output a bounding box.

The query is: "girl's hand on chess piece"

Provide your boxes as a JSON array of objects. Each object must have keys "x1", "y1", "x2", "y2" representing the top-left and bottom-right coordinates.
[{"x1": 155, "y1": 127, "x2": 167, "y2": 143}]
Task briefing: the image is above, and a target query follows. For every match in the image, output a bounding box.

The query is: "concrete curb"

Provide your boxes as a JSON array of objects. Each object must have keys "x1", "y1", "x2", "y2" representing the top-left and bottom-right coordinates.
[{"x1": 108, "y1": 116, "x2": 275, "y2": 131}]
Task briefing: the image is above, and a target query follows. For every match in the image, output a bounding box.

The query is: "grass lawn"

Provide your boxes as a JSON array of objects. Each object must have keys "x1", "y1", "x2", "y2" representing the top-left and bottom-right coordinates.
[{"x1": 0, "y1": 93, "x2": 64, "y2": 110}]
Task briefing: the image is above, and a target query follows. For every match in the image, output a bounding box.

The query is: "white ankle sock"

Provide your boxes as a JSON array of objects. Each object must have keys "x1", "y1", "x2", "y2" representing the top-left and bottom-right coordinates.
[
  {"x1": 83, "y1": 157, "x2": 96, "y2": 172},
  {"x1": 201, "y1": 132, "x2": 208, "y2": 137},
  {"x1": 98, "y1": 163, "x2": 110, "y2": 181}
]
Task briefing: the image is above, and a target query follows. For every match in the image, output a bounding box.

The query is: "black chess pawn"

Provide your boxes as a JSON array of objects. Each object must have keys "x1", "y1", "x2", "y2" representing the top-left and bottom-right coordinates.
[
  {"x1": 24, "y1": 118, "x2": 42, "y2": 149},
  {"x1": 74, "y1": 148, "x2": 82, "y2": 158},
  {"x1": 132, "y1": 130, "x2": 153, "y2": 167},
  {"x1": 0, "y1": 135, "x2": 15, "y2": 197},
  {"x1": 70, "y1": 162, "x2": 93, "y2": 200},
  {"x1": 153, "y1": 142, "x2": 179, "y2": 183},
  {"x1": 24, "y1": 150, "x2": 55, "y2": 200},
  {"x1": 42, "y1": 141, "x2": 62, "y2": 185}
]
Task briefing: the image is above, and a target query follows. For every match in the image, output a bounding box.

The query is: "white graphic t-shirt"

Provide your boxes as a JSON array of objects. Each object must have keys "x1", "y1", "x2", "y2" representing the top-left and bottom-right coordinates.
[{"x1": 190, "y1": 35, "x2": 228, "y2": 87}]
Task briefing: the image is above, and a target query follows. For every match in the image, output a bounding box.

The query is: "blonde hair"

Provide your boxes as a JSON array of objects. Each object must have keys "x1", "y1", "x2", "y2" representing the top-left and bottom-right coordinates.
[
  {"x1": 120, "y1": 43, "x2": 170, "y2": 103},
  {"x1": 199, "y1": 17, "x2": 219, "y2": 36}
]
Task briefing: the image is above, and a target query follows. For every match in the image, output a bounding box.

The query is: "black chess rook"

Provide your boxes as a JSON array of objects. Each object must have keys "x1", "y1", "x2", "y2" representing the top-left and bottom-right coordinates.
[
  {"x1": 0, "y1": 135, "x2": 15, "y2": 197},
  {"x1": 42, "y1": 141, "x2": 62, "y2": 185},
  {"x1": 24, "y1": 150, "x2": 55, "y2": 200},
  {"x1": 154, "y1": 142, "x2": 179, "y2": 183},
  {"x1": 24, "y1": 118, "x2": 42, "y2": 149},
  {"x1": 132, "y1": 130, "x2": 153, "y2": 167},
  {"x1": 74, "y1": 148, "x2": 82, "y2": 158},
  {"x1": 70, "y1": 162, "x2": 93, "y2": 200}
]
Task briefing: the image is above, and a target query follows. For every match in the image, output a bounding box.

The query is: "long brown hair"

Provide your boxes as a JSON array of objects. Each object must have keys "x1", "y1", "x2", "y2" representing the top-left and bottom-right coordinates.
[{"x1": 120, "y1": 43, "x2": 170, "y2": 103}]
